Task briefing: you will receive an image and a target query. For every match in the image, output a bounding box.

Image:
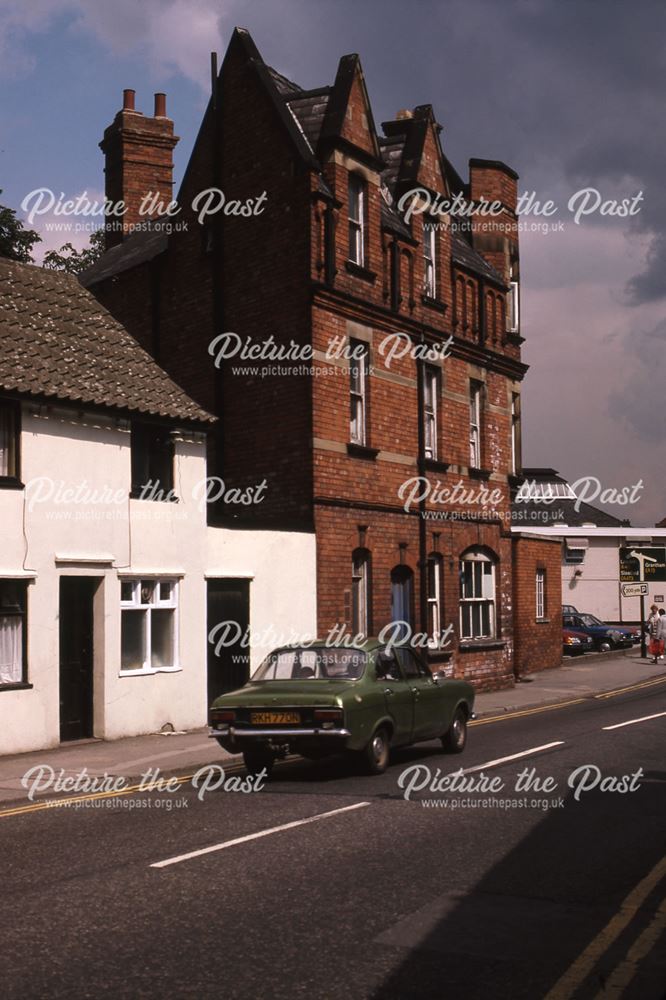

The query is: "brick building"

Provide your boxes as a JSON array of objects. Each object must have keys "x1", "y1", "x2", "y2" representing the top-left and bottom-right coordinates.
[{"x1": 83, "y1": 27, "x2": 561, "y2": 691}]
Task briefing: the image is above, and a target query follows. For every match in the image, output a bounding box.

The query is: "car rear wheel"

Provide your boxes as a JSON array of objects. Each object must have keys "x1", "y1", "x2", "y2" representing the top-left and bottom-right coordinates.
[
  {"x1": 363, "y1": 727, "x2": 390, "y2": 775},
  {"x1": 442, "y1": 708, "x2": 467, "y2": 754},
  {"x1": 243, "y1": 747, "x2": 275, "y2": 779}
]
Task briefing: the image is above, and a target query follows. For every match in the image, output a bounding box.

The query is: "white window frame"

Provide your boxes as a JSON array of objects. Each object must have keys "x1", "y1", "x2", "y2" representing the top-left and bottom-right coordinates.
[
  {"x1": 508, "y1": 279, "x2": 519, "y2": 332},
  {"x1": 348, "y1": 175, "x2": 365, "y2": 266},
  {"x1": 120, "y1": 578, "x2": 179, "y2": 675},
  {"x1": 427, "y1": 554, "x2": 444, "y2": 648},
  {"x1": 536, "y1": 568, "x2": 546, "y2": 620},
  {"x1": 350, "y1": 340, "x2": 368, "y2": 446},
  {"x1": 423, "y1": 365, "x2": 438, "y2": 460},
  {"x1": 352, "y1": 551, "x2": 370, "y2": 637},
  {"x1": 423, "y1": 221, "x2": 436, "y2": 297},
  {"x1": 510, "y1": 393, "x2": 519, "y2": 475},
  {"x1": 469, "y1": 380, "x2": 482, "y2": 469},
  {"x1": 459, "y1": 550, "x2": 496, "y2": 640}
]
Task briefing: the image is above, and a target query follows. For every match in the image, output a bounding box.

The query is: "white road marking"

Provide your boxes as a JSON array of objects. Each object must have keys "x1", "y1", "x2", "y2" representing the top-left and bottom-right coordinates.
[
  {"x1": 150, "y1": 801, "x2": 371, "y2": 869},
  {"x1": 602, "y1": 711, "x2": 666, "y2": 731},
  {"x1": 454, "y1": 742, "x2": 565, "y2": 775}
]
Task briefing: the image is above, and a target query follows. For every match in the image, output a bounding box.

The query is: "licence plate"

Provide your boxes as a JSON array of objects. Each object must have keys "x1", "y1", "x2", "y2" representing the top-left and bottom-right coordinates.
[{"x1": 251, "y1": 711, "x2": 300, "y2": 725}]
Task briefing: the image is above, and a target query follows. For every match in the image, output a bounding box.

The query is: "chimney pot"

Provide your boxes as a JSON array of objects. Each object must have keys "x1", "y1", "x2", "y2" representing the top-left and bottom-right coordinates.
[
  {"x1": 154, "y1": 92, "x2": 167, "y2": 118},
  {"x1": 396, "y1": 109, "x2": 413, "y2": 120},
  {"x1": 123, "y1": 88, "x2": 136, "y2": 111}
]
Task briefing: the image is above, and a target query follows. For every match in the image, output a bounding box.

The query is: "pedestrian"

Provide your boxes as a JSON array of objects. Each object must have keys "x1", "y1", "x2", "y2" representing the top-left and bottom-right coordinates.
[
  {"x1": 657, "y1": 609, "x2": 666, "y2": 663},
  {"x1": 646, "y1": 605, "x2": 663, "y2": 663}
]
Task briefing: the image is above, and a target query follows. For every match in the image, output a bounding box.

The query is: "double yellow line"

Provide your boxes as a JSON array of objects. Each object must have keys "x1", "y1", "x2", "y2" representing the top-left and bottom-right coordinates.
[
  {"x1": 471, "y1": 673, "x2": 666, "y2": 726},
  {"x1": 1, "y1": 674, "x2": 663, "y2": 821}
]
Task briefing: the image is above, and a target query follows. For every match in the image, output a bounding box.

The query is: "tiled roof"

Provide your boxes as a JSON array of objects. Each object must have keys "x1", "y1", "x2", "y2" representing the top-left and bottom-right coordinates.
[
  {"x1": 451, "y1": 234, "x2": 505, "y2": 285},
  {"x1": 0, "y1": 258, "x2": 215, "y2": 424}
]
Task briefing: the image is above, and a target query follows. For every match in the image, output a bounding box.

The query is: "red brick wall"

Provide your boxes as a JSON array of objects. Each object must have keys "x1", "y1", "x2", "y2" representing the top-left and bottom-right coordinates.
[{"x1": 512, "y1": 535, "x2": 562, "y2": 676}]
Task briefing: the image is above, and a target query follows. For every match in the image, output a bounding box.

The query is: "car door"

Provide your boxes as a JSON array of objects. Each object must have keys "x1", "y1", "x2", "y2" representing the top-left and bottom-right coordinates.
[
  {"x1": 375, "y1": 649, "x2": 414, "y2": 746},
  {"x1": 395, "y1": 647, "x2": 444, "y2": 741}
]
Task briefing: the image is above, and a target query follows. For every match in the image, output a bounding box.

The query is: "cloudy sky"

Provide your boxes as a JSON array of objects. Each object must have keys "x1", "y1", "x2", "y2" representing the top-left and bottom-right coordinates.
[{"x1": 1, "y1": 0, "x2": 665, "y2": 525}]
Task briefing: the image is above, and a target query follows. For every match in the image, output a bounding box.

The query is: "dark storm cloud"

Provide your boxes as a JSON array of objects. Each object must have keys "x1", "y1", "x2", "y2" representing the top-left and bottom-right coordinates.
[{"x1": 608, "y1": 317, "x2": 666, "y2": 442}]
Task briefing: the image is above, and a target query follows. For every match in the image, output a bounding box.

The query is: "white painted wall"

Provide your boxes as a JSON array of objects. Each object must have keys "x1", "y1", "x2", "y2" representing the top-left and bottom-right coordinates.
[
  {"x1": 0, "y1": 402, "x2": 317, "y2": 755},
  {"x1": 515, "y1": 526, "x2": 666, "y2": 624}
]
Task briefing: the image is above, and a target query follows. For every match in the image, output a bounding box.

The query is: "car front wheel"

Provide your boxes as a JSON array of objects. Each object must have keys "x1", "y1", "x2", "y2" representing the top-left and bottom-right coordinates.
[
  {"x1": 243, "y1": 747, "x2": 275, "y2": 779},
  {"x1": 363, "y1": 727, "x2": 390, "y2": 774},
  {"x1": 442, "y1": 708, "x2": 467, "y2": 754}
]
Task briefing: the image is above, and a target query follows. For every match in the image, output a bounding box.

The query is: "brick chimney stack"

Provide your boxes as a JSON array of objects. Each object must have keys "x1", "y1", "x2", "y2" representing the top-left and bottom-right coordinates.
[{"x1": 100, "y1": 90, "x2": 179, "y2": 249}]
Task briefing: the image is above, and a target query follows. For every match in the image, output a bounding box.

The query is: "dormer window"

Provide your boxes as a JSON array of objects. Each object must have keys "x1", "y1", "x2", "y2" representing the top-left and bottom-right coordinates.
[
  {"x1": 423, "y1": 221, "x2": 436, "y2": 298},
  {"x1": 348, "y1": 175, "x2": 365, "y2": 266}
]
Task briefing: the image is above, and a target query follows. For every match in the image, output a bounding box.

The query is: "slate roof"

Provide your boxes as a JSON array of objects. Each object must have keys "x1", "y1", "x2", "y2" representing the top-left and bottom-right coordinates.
[
  {"x1": 0, "y1": 258, "x2": 215, "y2": 425},
  {"x1": 451, "y1": 234, "x2": 505, "y2": 286},
  {"x1": 80, "y1": 229, "x2": 167, "y2": 288},
  {"x1": 287, "y1": 89, "x2": 331, "y2": 151},
  {"x1": 511, "y1": 469, "x2": 631, "y2": 528}
]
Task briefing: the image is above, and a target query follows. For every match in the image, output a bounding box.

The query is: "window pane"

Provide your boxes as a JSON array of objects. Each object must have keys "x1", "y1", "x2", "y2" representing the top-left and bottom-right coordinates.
[
  {"x1": 121, "y1": 610, "x2": 146, "y2": 670},
  {"x1": 0, "y1": 404, "x2": 17, "y2": 478},
  {"x1": 151, "y1": 609, "x2": 175, "y2": 669},
  {"x1": 0, "y1": 580, "x2": 25, "y2": 613},
  {"x1": 121, "y1": 581, "x2": 134, "y2": 603},
  {"x1": 0, "y1": 615, "x2": 22, "y2": 684},
  {"x1": 140, "y1": 581, "x2": 155, "y2": 605},
  {"x1": 159, "y1": 581, "x2": 173, "y2": 602}
]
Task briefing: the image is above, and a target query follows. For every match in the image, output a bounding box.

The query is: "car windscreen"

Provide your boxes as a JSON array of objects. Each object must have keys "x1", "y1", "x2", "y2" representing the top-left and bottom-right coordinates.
[
  {"x1": 581, "y1": 614, "x2": 603, "y2": 626},
  {"x1": 252, "y1": 647, "x2": 367, "y2": 682}
]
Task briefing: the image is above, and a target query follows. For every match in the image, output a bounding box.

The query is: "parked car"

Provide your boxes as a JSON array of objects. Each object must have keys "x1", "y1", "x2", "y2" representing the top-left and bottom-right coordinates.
[
  {"x1": 563, "y1": 628, "x2": 594, "y2": 656},
  {"x1": 209, "y1": 639, "x2": 475, "y2": 776},
  {"x1": 577, "y1": 613, "x2": 636, "y2": 648},
  {"x1": 562, "y1": 613, "x2": 629, "y2": 651},
  {"x1": 562, "y1": 604, "x2": 580, "y2": 615}
]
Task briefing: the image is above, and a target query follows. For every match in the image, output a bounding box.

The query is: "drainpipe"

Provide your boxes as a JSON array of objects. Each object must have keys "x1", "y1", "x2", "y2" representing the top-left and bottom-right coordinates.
[{"x1": 416, "y1": 334, "x2": 428, "y2": 640}]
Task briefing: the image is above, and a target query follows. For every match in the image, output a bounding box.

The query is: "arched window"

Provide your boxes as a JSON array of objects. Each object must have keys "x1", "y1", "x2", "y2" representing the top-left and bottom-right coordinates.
[
  {"x1": 459, "y1": 547, "x2": 497, "y2": 640},
  {"x1": 390, "y1": 565, "x2": 413, "y2": 631},
  {"x1": 427, "y1": 553, "x2": 444, "y2": 647},
  {"x1": 352, "y1": 548, "x2": 372, "y2": 637}
]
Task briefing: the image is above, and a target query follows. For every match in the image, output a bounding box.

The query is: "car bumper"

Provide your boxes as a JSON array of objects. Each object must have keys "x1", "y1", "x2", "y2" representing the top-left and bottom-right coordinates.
[{"x1": 209, "y1": 727, "x2": 351, "y2": 740}]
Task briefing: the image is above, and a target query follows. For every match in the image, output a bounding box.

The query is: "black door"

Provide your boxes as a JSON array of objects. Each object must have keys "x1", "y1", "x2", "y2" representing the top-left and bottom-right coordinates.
[
  {"x1": 59, "y1": 577, "x2": 97, "y2": 741},
  {"x1": 207, "y1": 578, "x2": 250, "y2": 704}
]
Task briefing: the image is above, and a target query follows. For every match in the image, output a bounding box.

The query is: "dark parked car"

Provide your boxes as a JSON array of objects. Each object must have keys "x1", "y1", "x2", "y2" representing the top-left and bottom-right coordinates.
[
  {"x1": 563, "y1": 628, "x2": 594, "y2": 656},
  {"x1": 562, "y1": 613, "x2": 629, "y2": 651},
  {"x1": 209, "y1": 639, "x2": 475, "y2": 776}
]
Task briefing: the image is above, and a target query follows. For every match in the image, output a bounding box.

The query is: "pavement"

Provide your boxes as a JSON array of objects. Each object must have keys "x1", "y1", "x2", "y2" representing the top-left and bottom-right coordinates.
[{"x1": 1, "y1": 646, "x2": 664, "y2": 804}]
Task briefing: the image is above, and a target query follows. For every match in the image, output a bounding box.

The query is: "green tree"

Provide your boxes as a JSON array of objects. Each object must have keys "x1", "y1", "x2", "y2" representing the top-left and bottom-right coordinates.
[
  {"x1": 43, "y1": 228, "x2": 105, "y2": 274},
  {"x1": 0, "y1": 190, "x2": 41, "y2": 262}
]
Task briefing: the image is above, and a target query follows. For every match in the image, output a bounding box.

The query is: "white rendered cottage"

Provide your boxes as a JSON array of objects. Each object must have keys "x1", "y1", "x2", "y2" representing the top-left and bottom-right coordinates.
[{"x1": 0, "y1": 260, "x2": 316, "y2": 754}]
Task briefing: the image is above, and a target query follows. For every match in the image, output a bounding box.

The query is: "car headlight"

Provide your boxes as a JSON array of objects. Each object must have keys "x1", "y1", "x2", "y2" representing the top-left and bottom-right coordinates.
[{"x1": 565, "y1": 637, "x2": 581, "y2": 644}]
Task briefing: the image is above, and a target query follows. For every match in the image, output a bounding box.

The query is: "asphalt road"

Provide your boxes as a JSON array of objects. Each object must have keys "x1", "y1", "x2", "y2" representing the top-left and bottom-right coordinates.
[{"x1": 1, "y1": 685, "x2": 665, "y2": 1000}]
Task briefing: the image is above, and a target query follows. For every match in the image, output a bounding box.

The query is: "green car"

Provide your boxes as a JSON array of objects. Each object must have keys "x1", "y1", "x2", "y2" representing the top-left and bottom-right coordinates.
[{"x1": 209, "y1": 639, "x2": 475, "y2": 776}]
